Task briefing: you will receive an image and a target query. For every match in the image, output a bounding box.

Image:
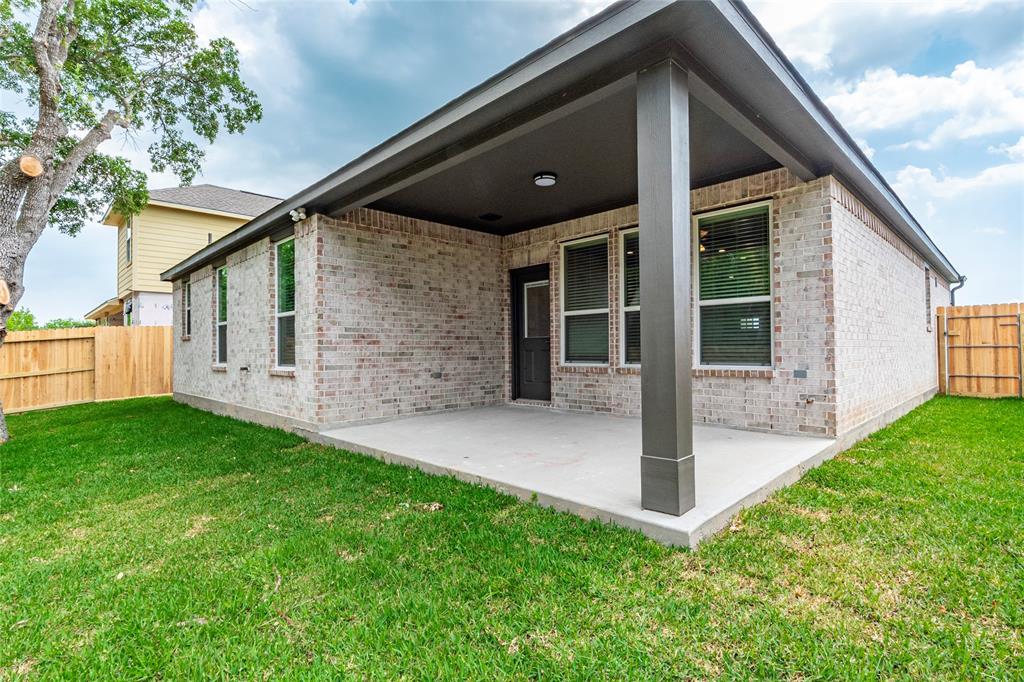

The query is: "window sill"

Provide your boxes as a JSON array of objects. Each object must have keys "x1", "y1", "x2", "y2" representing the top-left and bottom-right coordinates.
[
  {"x1": 558, "y1": 363, "x2": 610, "y2": 374},
  {"x1": 693, "y1": 367, "x2": 773, "y2": 379},
  {"x1": 181, "y1": 335, "x2": 191, "y2": 342},
  {"x1": 211, "y1": 364, "x2": 227, "y2": 373},
  {"x1": 270, "y1": 367, "x2": 296, "y2": 378}
]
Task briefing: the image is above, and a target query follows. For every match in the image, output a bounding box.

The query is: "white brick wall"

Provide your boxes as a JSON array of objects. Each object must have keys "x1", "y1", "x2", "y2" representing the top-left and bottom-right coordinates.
[
  {"x1": 172, "y1": 222, "x2": 319, "y2": 427},
  {"x1": 313, "y1": 210, "x2": 505, "y2": 426},
  {"x1": 831, "y1": 179, "x2": 949, "y2": 433}
]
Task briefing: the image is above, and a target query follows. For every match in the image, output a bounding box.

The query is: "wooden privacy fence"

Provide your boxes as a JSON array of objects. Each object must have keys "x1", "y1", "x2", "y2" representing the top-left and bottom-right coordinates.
[
  {"x1": 937, "y1": 303, "x2": 1023, "y2": 398},
  {"x1": 0, "y1": 326, "x2": 173, "y2": 414}
]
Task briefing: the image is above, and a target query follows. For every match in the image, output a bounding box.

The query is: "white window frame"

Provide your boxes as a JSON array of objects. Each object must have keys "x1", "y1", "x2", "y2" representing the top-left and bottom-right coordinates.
[
  {"x1": 274, "y1": 237, "x2": 296, "y2": 369},
  {"x1": 693, "y1": 200, "x2": 774, "y2": 370},
  {"x1": 522, "y1": 279, "x2": 550, "y2": 339},
  {"x1": 124, "y1": 217, "x2": 132, "y2": 264},
  {"x1": 215, "y1": 266, "x2": 228, "y2": 365},
  {"x1": 183, "y1": 280, "x2": 192, "y2": 338},
  {"x1": 560, "y1": 234, "x2": 610, "y2": 367},
  {"x1": 619, "y1": 226, "x2": 641, "y2": 367}
]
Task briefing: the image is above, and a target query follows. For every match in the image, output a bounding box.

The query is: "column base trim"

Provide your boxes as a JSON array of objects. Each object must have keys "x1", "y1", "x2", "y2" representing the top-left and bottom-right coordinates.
[{"x1": 641, "y1": 453, "x2": 695, "y2": 516}]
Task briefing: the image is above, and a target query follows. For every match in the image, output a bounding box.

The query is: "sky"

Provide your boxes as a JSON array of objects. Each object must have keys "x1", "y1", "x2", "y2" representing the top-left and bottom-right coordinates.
[{"x1": 8, "y1": 0, "x2": 1023, "y2": 322}]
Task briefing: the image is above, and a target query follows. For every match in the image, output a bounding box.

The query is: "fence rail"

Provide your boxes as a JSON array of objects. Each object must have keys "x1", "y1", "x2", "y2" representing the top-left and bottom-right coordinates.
[
  {"x1": 937, "y1": 303, "x2": 1023, "y2": 398},
  {"x1": 0, "y1": 326, "x2": 172, "y2": 414}
]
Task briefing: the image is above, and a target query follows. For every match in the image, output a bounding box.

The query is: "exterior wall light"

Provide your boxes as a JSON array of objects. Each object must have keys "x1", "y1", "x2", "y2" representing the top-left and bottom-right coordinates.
[
  {"x1": 533, "y1": 172, "x2": 557, "y2": 187},
  {"x1": 289, "y1": 207, "x2": 306, "y2": 222}
]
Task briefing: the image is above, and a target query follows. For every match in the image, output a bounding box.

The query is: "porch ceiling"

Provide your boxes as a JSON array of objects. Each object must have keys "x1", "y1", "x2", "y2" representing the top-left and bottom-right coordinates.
[{"x1": 370, "y1": 85, "x2": 778, "y2": 234}]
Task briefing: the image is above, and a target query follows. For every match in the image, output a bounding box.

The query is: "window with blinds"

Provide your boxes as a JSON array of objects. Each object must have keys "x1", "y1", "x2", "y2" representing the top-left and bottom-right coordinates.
[
  {"x1": 697, "y1": 203, "x2": 772, "y2": 366},
  {"x1": 562, "y1": 236, "x2": 609, "y2": 363},
  {"x1": 276, "y1": 238, "x2": 296, "y2": 367},
  {"x1": 621, "y1": 229, "x2": 640, "y2": 364}
]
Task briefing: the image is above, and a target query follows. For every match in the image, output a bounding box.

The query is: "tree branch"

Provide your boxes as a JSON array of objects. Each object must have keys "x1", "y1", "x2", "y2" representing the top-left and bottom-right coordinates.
[{"x1": 47, "y1": 109, "x2": 121, "y2": 205}]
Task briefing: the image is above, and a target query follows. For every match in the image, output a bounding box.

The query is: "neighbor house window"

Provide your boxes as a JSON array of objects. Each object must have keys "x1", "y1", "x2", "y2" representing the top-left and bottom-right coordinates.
[
  {"x1": 183, "y1": 280, "x2": 192, "y2": 337},
  {"x1": 124, "y1": 298, "x2": 132, "y2": 326},
  {"x1": 621, "y1": 228, "x2": 640, "y2": 365},
  {"x1": 124, "y1": 217, "x2": 132, "y2": 264},
  {"x1": 275, "y1": 238, "x2": 296, "y2": 367},
  {"x1": 696, "y1": 202, "x2": 772, "y2": 367},
  {"x1": 562, "y1": 236, "x2": 609, "y2": 364},
  {"x1": 216, "y1": 266, "x2": 228, "y2": 364}
]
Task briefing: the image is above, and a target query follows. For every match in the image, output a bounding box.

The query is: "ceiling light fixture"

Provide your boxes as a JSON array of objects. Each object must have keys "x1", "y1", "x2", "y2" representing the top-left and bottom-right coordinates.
[{"x1": 533, "y1": 172, "x2": 557, "y2": 188}]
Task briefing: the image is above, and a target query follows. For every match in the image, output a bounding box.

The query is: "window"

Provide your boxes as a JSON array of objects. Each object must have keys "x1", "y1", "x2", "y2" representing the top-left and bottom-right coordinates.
[
  {"x1": 524, "y1": 281, "x2": 550, "y2": 338},
  {"x1": 562, "y1": 236, "x2": 609, "y2": 364},
  {"x1": 275, "y1": 238, "x2": 296, "y2": 367},
  {"x1": 924, "y1": 266, "x2": 932, "y2": 331},
  {"x1": 696, "y1": 202, "x2": 772, "y2": 367},
  {"x1": 216, "y1": 266, "x2": 228, "y2": 364},
  {"x1": 183, "y1": 280, "x2": 192, "y2": 337},
  {"x1": 124, "y1": 298, "x2": 132, "y2": 327},
  {"x1": 620, "y1": 229, "x2": 640, "y2": 365},
  {"x1": 124, "y1": 217, "x2": 132, "y2": 264}
]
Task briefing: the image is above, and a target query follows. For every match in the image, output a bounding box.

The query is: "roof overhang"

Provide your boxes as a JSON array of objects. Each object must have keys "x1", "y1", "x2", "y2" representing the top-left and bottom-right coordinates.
[
  {"x1": 85, "y1": 297, "x2": 122, "y2": 320},
  {"x1": 162, "y1": 0, "x2": 959, "y2": 283}
]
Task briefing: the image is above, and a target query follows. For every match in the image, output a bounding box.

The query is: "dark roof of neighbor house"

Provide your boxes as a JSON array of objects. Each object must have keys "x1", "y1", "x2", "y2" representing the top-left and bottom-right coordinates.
[
  {"x1": 148, "y1": 184, "x2": 281, "y2": 217},
  {"x1": 162, "y1": 0, "x2": 960, "y2": 283}
]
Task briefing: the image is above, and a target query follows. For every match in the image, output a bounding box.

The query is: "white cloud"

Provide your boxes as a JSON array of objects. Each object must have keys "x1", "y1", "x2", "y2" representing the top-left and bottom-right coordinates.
[
  {"x1": 748, "y1": 0, "x2": 1001, "y2": 73},
  {"x1": 988, "y1": 135, "x2": 1024, "y2": 159},
  {"x1": 825, "y1": 56, "x2": 1024, "y2": 149},
  {"x1": 974, "y1": 226, "x2": 1008, "y2": 235},
  {"x1": 893, "y1": 162, "x2": 1024, "y2": 199}
]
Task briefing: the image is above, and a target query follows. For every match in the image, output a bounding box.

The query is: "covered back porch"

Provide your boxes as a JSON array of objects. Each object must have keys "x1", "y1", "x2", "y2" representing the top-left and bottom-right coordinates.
[{"x1": 165, "y1": 2, "x2": 920, "y2": 528}]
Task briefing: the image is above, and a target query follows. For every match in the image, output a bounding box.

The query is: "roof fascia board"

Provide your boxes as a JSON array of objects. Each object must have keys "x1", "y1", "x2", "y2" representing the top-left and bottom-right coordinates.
[{"x1": 716, "y1": 0, "x2": 959, "y2": 281}]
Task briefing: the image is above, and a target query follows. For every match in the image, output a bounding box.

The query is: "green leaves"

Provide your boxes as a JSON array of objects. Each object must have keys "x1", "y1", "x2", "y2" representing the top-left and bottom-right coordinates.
[{"x1": 0, "y1": 0, "x2": 262, "y2": 235}]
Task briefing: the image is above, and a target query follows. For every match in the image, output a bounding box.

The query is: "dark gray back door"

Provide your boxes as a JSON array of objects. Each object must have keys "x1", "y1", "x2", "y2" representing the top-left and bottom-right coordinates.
[{"x1": 512, "y1": 265, "x2": 551, "y2": 401}]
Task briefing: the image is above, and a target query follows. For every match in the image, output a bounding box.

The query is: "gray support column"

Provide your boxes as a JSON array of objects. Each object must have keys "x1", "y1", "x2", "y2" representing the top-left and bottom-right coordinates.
[{"x1": 636, "y1": 59, "x2": 694, "y2": 516}]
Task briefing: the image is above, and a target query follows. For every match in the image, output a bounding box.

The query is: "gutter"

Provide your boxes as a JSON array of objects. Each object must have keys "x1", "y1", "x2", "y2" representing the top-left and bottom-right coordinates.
[{"x1": 950, "y1": 275, "x2": 967, "y2": 306}]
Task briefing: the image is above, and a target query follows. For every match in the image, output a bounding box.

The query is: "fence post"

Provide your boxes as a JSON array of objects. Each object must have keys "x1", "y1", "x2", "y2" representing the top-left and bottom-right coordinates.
[{"x1": 1018, "y1": 310, "x2": 1023, "y2": 399}]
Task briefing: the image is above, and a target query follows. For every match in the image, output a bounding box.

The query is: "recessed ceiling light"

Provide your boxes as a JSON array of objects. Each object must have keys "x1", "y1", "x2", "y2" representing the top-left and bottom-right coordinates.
[{"x1": 533, "y1": 172, "x2": 557, "y2": 188}]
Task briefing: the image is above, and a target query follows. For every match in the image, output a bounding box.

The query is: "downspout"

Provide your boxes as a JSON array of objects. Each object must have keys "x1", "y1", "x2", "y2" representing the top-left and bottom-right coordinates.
[{"x1": 950, "y1": 275, "x2": 967, "y2": 306}]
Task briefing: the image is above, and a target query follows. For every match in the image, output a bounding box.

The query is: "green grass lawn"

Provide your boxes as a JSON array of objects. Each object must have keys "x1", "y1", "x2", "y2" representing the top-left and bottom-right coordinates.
[{"x1": 1, "y1": 397, "x2": 1021, "y2": 680}]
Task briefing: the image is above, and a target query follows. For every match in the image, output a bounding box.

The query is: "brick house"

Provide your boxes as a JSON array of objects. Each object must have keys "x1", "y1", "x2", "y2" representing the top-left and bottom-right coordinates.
[{"x1": 162, "y1": 1, "x2": 960, "y2": 527}]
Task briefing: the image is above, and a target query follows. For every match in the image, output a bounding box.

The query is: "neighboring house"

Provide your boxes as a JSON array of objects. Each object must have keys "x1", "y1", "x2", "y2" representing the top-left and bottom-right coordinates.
[
  {"x1": 161, "y1": 1, "x2": 961, "y2": 524},
  {"x1": 86, "y1": 185, "x2": 280, "y2": 326}
]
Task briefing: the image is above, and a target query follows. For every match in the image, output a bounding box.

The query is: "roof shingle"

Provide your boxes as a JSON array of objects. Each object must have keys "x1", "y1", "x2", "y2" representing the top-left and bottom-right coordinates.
[{"x1": 148, "y1": 184, "x2": 281, "y2": 217}]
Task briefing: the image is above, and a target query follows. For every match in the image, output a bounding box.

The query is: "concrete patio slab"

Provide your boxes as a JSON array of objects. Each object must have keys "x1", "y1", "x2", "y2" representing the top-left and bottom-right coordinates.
[{"x1": 317, "y1": 405, "x2": 838, "y2": 547}]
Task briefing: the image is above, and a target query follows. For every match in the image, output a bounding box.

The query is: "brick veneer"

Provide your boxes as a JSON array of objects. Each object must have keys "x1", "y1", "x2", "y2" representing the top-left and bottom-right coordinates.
[
  {"x1": 172, "y1": 168, "x2": 947, "y2": 439},
  {"x1": 830, "y1": 178, "x2": 950, "y2": 434},
  {"x1": 313, "y1": 210, "x2": 505, "y2": 426}
]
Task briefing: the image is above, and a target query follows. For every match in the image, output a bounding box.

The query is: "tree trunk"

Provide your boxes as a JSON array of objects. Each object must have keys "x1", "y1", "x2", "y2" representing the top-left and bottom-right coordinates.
[{"x1": 0, "y1": 156, "x2": 47, "y2": 443}]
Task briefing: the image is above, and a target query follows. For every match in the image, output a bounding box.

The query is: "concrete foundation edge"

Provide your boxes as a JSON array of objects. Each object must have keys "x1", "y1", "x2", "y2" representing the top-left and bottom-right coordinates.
[{"x1": 173, "y1": 392, "x2": 320, "y2": 436}]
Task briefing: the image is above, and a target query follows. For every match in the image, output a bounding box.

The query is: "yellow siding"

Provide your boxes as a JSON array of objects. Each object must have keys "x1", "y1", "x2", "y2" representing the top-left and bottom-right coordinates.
[
  {"x1": 117, "y1": 220, "x2": 132, "y2": 297},
  {"x1": 129, "y1": 206, "x2": 248, "y2": 294}
]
